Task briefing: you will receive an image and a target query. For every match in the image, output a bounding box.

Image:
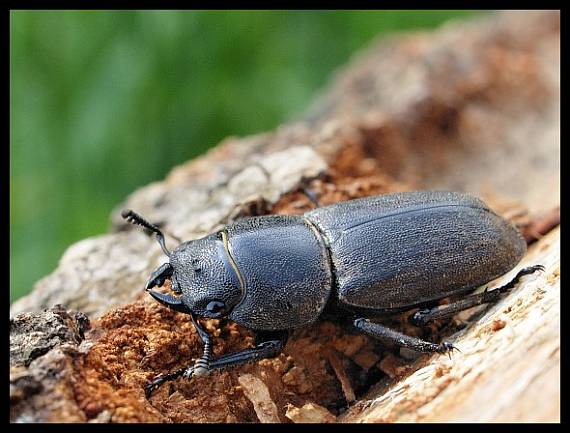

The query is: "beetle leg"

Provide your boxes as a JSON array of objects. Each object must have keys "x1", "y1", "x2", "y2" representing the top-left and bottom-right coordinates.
[
  {"x1": 410, "y1": 265, "x2": 545, "y2": 326},
  {"x1": 186, "y1": 330, "x2": 288, "y2": 377},
  {"x1": 145, "y1": 367, "x2": 187, "y2": 396},
  {"x1": 189, "y1": 315, "x2": 213, "y2": 377},
  {"x1": 145, "y1": 331, "x2": 288, "y2": 396},
  {"x1": 300, "y1": 186, "x2": 320, "y2": 207},
  {"x1": 353, "y1": 318, "x2": 458, "y2": 355},
  {"x1": 295, "y1": 176, "x2": 321, "y2": 207},
  {"x1": 147, "y1": 289, "x2": 192, "y2": 314},
  {"x1": 144, "y1": 317, "x2": 213, "y2": 397}
]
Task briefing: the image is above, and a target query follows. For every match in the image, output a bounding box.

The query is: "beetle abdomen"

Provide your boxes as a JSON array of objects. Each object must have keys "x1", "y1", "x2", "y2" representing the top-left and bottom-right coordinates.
[{"x1": 304, "y1": 191, "x2": 526, "y2": 310}]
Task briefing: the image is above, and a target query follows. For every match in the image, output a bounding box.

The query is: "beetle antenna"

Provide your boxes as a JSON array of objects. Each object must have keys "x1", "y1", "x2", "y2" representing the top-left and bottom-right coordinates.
[{"x1": 121, "y1": 209, "x2": 172, "y2": 257}]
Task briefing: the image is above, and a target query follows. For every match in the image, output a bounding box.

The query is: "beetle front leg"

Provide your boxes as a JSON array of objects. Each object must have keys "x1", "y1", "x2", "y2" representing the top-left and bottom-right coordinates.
[
  {"x1": 145, "y1": 331, "x2": 288, "y2": 396},
  {"x1": 353, "y1": 318, "x2": 458, "y2": 355},
  {"x1": 190, "y1": 315, "x2": 213, "y2": 376},
  {"x1": 187, "y1": 330, "x2": 288, "y2": 376},
  {"x1": 145, "y1": 315, "x2": 213, "y2": 397}
]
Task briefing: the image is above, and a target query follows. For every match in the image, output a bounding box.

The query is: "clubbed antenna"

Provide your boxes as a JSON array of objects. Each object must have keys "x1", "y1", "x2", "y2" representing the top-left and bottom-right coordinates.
[{"x1": 121, "y1": 209, "x2": 171, "y2": 257}]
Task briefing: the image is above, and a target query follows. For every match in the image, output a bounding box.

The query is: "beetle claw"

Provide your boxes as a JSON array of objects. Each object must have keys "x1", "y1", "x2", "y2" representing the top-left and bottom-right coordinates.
[
  {"x1": 437, "y1": 341, "x2": 460, "y2": 359},
  {"x1": 529, "y1": 264, "x2": 545, "y2": 273},
  {"x1": 145, "y1": 381, "x2": 159, "y2": 397}
]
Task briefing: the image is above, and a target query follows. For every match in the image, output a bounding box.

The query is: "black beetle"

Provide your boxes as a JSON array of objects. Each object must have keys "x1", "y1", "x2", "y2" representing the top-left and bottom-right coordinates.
[{"x1": 122, "y1": 190, "x2": 542, "y2": 395}]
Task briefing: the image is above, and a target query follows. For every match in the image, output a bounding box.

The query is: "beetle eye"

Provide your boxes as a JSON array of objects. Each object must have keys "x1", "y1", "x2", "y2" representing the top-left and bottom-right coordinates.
[{"x1": 206, "y1": 300, "x2": 226, "y2": 316}]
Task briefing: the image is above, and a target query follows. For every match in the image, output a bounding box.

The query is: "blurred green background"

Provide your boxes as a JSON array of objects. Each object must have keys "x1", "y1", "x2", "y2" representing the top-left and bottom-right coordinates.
[{"x1": 10, "y1": 10, "x2": 482, "y2": 303}]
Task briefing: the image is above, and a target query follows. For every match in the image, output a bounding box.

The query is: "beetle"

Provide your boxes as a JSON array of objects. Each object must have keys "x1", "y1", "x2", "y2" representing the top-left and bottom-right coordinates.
[{"x1": 122, "y1": 190, "x2": 542, "y2": 395}]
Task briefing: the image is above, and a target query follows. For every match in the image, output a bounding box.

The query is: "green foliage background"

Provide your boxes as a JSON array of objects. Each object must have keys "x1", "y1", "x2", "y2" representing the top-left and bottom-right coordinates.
[{"x1": 10, "y1": 10, "x2": 482, "y2": 302}]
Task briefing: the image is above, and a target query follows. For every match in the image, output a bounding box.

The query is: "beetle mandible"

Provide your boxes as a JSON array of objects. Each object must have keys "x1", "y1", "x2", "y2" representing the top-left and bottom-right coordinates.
[{"x1": 122, "y1": 190, "x2": 542, "y2": 395}]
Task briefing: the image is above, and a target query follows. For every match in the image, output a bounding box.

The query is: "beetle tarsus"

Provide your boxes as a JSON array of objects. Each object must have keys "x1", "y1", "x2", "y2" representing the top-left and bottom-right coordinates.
[
  {"x1": 494, "y1": 264, "x2": 544, "y2": 295},
  {"x1": 437, "y1": 341, "x2": 460, "y2": 359},
  {"x1": 145, "y1": 367, "x2": 186, "y2": 397},
  {"x1": 353, "y1": 318, "x2": 454, "y2": 355}
]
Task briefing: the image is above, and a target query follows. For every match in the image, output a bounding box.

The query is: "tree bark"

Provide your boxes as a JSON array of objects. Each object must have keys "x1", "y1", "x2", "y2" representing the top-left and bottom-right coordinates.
[{"x1": 10, "y1": 11, "x2": 559, "y2": 423}]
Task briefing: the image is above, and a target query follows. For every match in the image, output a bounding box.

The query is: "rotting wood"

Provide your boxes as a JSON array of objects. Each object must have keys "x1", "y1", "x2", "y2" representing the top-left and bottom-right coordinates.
[
  {"x1": 286, "y1": 402, "x2": 337, "y2": 423},
  {"x1": 237, "y1": 374, "x2": 281, "y2": 423}
]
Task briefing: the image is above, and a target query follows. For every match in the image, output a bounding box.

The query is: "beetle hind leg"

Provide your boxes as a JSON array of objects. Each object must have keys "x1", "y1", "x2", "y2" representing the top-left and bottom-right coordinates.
[
  {"x1": 410, "y1": 265, "x2": 544, "y2": 326},
  {"x1": 353, "y1": 318, "x2": 459, "y2": 356}
]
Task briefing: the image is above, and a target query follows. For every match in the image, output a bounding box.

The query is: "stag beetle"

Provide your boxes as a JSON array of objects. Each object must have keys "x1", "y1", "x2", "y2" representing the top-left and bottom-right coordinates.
[{"x1": 122, "y1": 191, "x2": 542, "y2": 395}]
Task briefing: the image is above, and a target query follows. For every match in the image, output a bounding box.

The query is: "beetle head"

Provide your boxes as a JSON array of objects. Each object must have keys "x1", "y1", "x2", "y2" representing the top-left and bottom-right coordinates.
[
  {"x1": 169, "y1": 233, "x2": 243, "y2": 319},
  {"x1": 122, "y1": 209, "x2": 243, "y2": 319}
]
